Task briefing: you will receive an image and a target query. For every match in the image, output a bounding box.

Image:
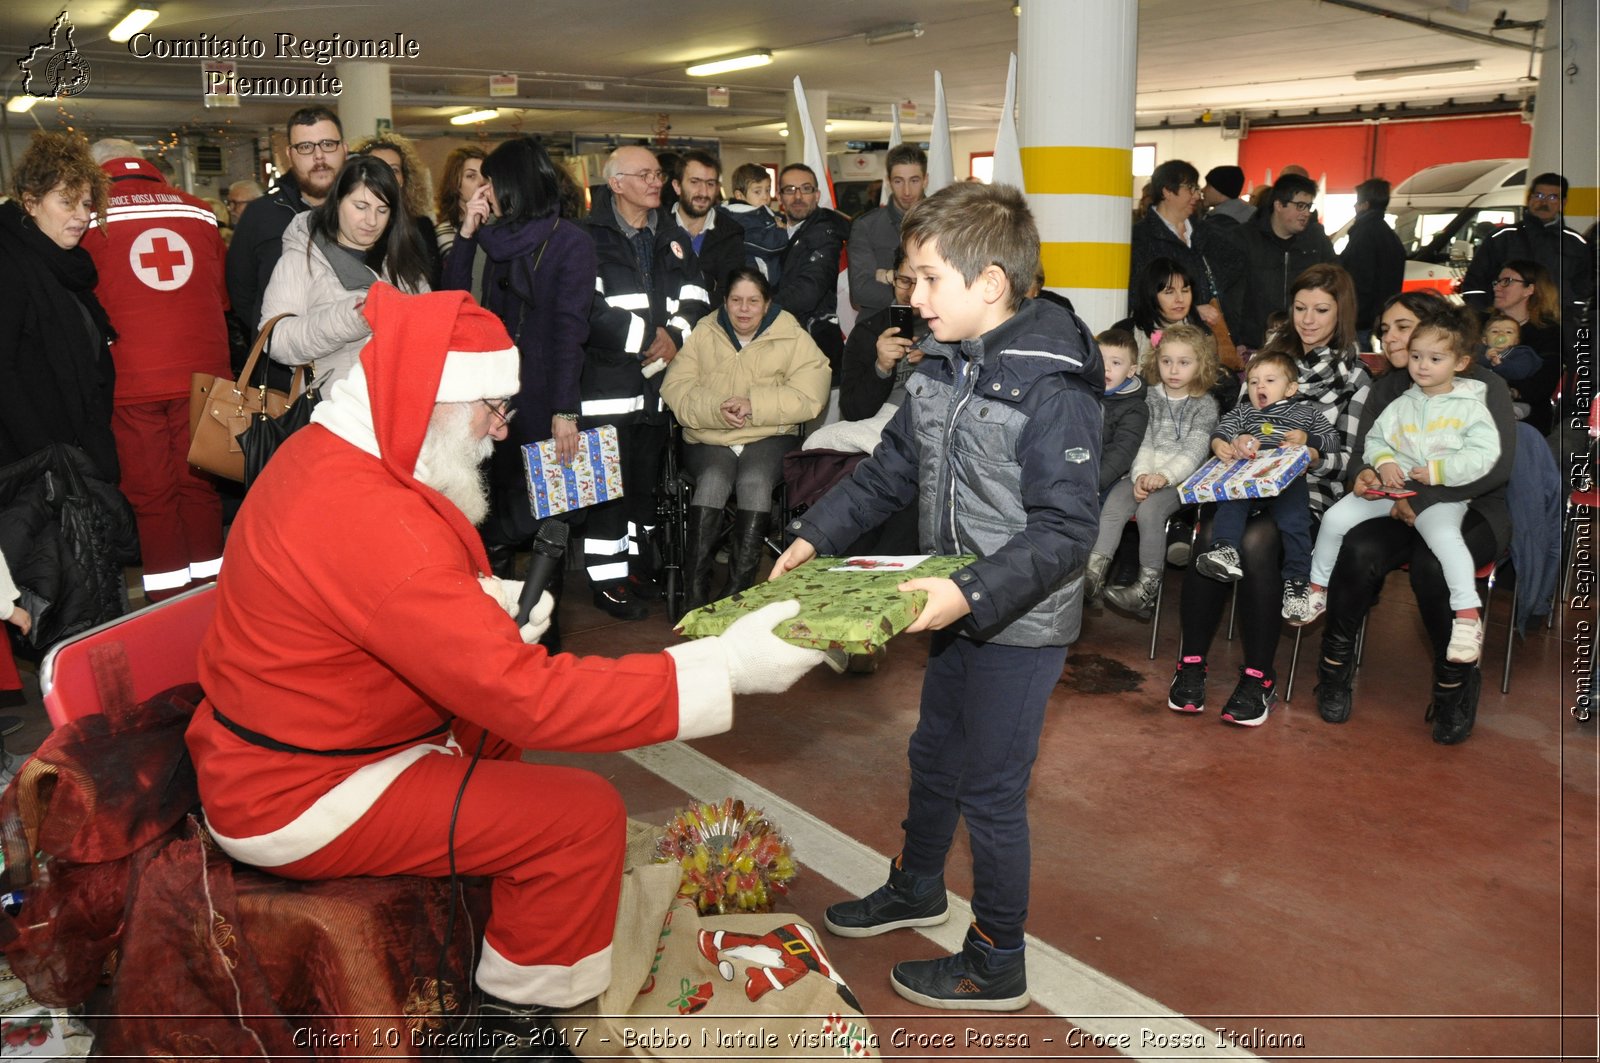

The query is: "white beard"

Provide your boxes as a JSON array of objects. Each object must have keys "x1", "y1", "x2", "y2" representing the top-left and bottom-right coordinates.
[{"x1": 415, "y1": 403, "x2": 494, "y2": 525}]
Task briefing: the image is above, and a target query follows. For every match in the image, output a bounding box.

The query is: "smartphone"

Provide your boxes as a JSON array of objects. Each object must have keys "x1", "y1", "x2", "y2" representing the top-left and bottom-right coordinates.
[{"x1": 888, "y1": 304, "x2": 916, "y2": 338}]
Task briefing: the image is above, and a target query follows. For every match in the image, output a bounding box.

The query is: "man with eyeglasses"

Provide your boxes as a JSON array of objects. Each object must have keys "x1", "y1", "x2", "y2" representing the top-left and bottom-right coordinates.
[
  {"x1": 775, "y1": 163, "x2": 851, "y2": 376},
  {"x1": 1217, "y1": 171, "x2": 1336, "y2": 349},
  {"x1": 665, "y1": 149, "x2": 744, "y2": 305},
  {"x1": 849, "y1": 144, "x2": 927, "y2": 315},
  {"x1": 225, "y1": 106, "x2": 347, "y2": 379},
  {"x1": 225, "y1": 180, "x2": 264, "y2": 230},
  {"x1": 1460, "y1": 171, "x2": 1593, "y2": 316},
  {"x1": 581, "y1": 145, "x2": 712, "y2": 619}
]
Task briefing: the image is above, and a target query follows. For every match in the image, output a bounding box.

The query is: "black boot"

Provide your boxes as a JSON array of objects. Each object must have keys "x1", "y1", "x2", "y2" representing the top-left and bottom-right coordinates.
[
  {"x1": 728, "y1": 509, "x2": 770, "y2": 593},
  {"x1": 475, "y1": 993, "x2": 572, "y2": 1059},
  {"x1": 1426, "y1": 666, "x2": 1481, "y2": 745},
  {"x1": 683, "y1": 505, "x2": 721, "y2": 612},
  {"x1": 1314, "y1": 635, "x2": 1357, "y2": 724}
]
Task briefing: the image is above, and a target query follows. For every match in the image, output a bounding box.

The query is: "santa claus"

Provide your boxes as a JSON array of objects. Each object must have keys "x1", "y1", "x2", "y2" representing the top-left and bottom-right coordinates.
[{"x1": 184, "y1": 283, "x2": 822, "y2": 1049}]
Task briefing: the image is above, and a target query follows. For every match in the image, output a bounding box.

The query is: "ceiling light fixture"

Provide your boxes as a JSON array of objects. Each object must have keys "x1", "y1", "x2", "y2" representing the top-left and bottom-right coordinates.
[
  {"x1": 1353, "y1": 58, "x2": 1480, "y2": 80},
  {"x1": 109, "y1": 6, "x2": 160, "y2": 43},
  {"x1": 865, "y1": 22, "x2": 924, "y2": 45},
  {"x1": 6, "y1": 95, "x2": 40, "y2": 113},
  {"x1": 685, "y1": 50, "x2": 773, "y2": 77},
  {"x1": 450, "y1": 108, "x2": 500, "y2": 125}
]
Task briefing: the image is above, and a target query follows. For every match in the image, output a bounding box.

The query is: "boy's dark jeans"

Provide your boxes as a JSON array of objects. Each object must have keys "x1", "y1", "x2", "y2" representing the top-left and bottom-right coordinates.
[
  {"x1": 900, "y1": 630, "x2": 1067, "y2": 949},
  {"x1": 1209, "y1": 475, "x2": 1313, "y2": 582}
]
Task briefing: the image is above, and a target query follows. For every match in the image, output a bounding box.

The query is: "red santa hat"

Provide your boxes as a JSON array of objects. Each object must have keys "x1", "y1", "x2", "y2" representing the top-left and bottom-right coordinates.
[{"x1": 354, "y1": 283, "x2": 520, "y2": 572}]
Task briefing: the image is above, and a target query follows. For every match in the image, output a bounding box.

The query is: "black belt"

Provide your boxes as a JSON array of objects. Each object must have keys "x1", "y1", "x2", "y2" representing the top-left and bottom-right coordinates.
[{"x1": 211, "y1": 708, "x2": 450, "y2": 757}]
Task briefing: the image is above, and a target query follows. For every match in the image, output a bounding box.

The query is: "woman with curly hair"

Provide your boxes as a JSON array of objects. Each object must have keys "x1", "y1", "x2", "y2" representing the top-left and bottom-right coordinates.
[
  {"x1": 352, "y1": 132, "x2": 442, "y2": 285},
  {"x1": 433, "y1": 144, "x2": 488, "y2": 258},
  {"x1": 0, "y1": 131, "x2": 119, "y2": 479}
]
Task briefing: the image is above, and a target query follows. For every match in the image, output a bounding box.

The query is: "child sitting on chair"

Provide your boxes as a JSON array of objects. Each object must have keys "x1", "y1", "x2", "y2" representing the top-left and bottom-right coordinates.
[
  {"x1": 1302, "y1": 305, "x2": 1500, "y2": 662},
  {"x1": 1193, "y1": 350, "x2": 1339, "y2": 625}
]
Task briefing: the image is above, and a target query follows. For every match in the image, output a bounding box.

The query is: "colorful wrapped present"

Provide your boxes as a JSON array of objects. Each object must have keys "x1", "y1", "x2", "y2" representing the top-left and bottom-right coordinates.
[
  {"x1": 521, "y1": 424, "x2": 623, "y2": 518},
  {"x1": 1178, "y1": 444, "x2": 1311, "y2": 504},
  {"x1": 675, "y1": 555, "x2": 975, "y2": 654}
]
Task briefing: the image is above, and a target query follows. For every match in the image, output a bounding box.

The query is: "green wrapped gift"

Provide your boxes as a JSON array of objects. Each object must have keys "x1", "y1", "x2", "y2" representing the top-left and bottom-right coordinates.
[{"x1": 675, "y1": 555, "x2": 976, "y2": 654}]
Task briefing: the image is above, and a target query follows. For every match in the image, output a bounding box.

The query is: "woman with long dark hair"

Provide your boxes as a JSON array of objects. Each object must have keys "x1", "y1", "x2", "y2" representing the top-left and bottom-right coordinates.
[
  {"x1": 1488, "y1": 258, "x2": 1564, "y2": 434},
  {"x1": 1116, "y1": 255, "x2": 1209, "y2": 357},
  {"x1": 261, "y1": 155, "x2": 431, "y2": 389},
  {"x1": 434, "y1": 144, "x2": 488, "y2": 258},
  {"x1": 441, "y1": 136, "x2": 598, "y2": 646}
]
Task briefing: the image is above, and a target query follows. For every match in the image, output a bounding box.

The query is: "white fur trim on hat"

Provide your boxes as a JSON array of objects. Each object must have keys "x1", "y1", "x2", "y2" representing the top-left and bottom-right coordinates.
[{"x1": 435, "y1": 345, "x2": 520, "y2": 403}]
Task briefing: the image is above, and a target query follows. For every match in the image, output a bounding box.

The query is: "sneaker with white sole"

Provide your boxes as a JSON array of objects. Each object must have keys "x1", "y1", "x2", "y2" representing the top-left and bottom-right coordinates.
[
  {"x1": 1281, "y1": 579, "x2": 1323, "y2": 625},
  {"x1": 1219, "y1": 666, "x2": 1275, "y2": 727},
  {"x1": 1167, "y1": 655, "x2": 1207, "y2": 713},
  {"x1": 1194, "y1": 542, "x2": 1243, "y2": 582},
  {"x1": 1446, "y1": 617, "x2": 1483, "y2": 663}
]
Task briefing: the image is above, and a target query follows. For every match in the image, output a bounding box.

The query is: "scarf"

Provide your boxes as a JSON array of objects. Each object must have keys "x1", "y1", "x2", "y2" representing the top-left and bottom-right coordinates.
[{"x1": 1297, "y1": 344, "x2": 1365, "y2": 405}]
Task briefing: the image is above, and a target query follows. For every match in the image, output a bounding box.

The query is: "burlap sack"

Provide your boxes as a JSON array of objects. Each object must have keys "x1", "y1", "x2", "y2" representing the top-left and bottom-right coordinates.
[{"x1": 558, "y1": 859, "x2": 878, "y2": 1059}]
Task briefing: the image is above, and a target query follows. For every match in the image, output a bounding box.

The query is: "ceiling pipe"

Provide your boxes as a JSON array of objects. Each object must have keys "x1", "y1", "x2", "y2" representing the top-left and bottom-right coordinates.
[{"x1": 1318, "y1": 0, "x2": 1539, "y2": 51}]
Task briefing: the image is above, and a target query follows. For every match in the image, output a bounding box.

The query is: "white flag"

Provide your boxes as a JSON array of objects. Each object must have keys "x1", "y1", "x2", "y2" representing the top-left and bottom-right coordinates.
[
  {"x1": 927, "y1": 70, "x2": 954, "y2": 193},
  {"x1": 991, "y1": 53, "x2": 1024, "y2": 189},
  {"x1": 880, "y1": 102, "x2": 904, "y2": 206},
  {"x1": 792, "y1": 76, "x2": 834, "y2": 210}
]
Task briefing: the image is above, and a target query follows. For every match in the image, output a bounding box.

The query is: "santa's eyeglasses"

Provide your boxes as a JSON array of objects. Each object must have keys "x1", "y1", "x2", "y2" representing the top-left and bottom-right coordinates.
[{"x1": 481, "y1": 398, "x2": 517, "y2": 425}]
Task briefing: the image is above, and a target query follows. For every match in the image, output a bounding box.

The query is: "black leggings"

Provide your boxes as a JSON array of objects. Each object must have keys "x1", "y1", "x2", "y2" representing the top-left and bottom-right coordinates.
[
  {"x1": 1179, "y1": 508, "x2": 1287, "y2": 674},
  {"x1": 1320, "y1": 507, "x2": 1499, "y2": 686}
]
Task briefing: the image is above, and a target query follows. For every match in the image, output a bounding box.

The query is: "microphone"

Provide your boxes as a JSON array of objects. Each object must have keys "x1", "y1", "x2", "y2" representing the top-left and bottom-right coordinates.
[{"x1": 515, "y1": 520, "x2": 569, "y2": 625}]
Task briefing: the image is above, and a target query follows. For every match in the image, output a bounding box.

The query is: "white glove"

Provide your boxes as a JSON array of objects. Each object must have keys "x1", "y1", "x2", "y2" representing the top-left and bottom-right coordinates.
[
  {"x1": 716, "y1": 600, "x2": 827, "y2": 695},
  {"x1": 478, "y1": 576, "x2": 555, "y2": 644}
]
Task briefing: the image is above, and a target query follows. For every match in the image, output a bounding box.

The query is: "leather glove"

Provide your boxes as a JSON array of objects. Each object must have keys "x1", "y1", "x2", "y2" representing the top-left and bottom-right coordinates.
[
  {"x1": 715, "y1": 600, "x2": 827, "y2": 695},
  {"x1": 477, "y1": 576, "x2": 555, "y2": 644}
]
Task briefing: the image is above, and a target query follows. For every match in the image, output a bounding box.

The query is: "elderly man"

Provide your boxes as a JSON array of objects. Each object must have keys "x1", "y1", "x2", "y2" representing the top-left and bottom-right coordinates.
[
  {"x1": 775, "y1": 162, "x2": 851, "y2": 375},
  {"x1": 1460, "y1": 171, "x2": 1593, "y2": 316},
  {"x1": 185, "y1": 284, "x2": 822, "y2": 1050},
  {"x1": 666, "y1": 148, "x2": 744, "y2": 305},
  {"x1": 225, "y1": 106, "x2": 346, "y2": 378},
  {"x1": 1218, "y1": 172, "x2": 1336, "y2": 348},
  {"x1": 581, "y1": 145, "x2": 712, "y2": 618},
  {"x1": 225, "y1": 179, "x2": 263, "y2": 228},
  {"x1": 849, "y1": 144, "x2": 926, "y2": 314}
]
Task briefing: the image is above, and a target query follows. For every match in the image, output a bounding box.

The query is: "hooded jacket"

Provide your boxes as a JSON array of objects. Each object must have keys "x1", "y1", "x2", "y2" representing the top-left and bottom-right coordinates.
[
  {"x1": 660, "y1": 304, "x2": 831, "y2": 447},
  {"x1": 581, "y1": 186, "x2": 711, "y2": 424},
  {"x1": 1100, "y1": 375, "x2": 1149, "y2": 491},
  {"x1": 259, "y1": 212, "x2": 430, "y2": 391},
  {"x1": 1219, "y1": 210, "x2": 1337, "y2": 348},
  {"x1": 791, "y1": 297, "x2": 1104, "y2": 647},
  {"x1": 1365, "y1": 375, "x2": 1500, "y2": 488},
  {"x1": 84, "y1": 155, "x2": 230, "y2": 404}
]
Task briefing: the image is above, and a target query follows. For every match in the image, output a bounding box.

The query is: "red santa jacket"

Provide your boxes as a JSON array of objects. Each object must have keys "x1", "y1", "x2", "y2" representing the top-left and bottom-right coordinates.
[
  {"x1": 184, "y1": 423, "x2": 726, "y2": 869},
  {"x1": 83, "y1": 157, "x2": 229, "y2": 404}
]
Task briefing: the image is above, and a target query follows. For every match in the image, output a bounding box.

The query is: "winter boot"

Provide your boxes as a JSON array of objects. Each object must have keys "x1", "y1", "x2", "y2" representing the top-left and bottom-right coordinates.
[
  {"x1": 825, "y1": 855, "x2": 948, "y2": 937},
  {"x1": 1083, "y1": 552, "x2": 1112, "y2": 604},
  {"x1": 683, "y1": 505, "x2": 722, "y2": 612},
  {"x1": 1314, "y1": 634, "x2": 1357, "y2": 724},
  {"x1": 727, "y1": 509, "x2": 771, "y2": 593},
  {"x1": 1103, "y1": 565, "x2": 1162, "y2": 622},
  {"x1": 890, "y1": 924, "x2": 1029, "y2": 1011},
  {"x1": 1426, "y1": 666, "x2": 1482, "y2": 745}
]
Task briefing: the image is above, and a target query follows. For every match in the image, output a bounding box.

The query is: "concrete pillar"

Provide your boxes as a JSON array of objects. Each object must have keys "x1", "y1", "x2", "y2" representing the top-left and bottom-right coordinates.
[
  {"x1": 784, "y1": 88, "x2": 827, "y2": 169},
  {"x1": 1530, "y1": 0, "x2": 1598, "y2": 228},
  {"x1": 335, "y1": 62, "x2": 392, "y2": 141},
  {"x1": 1017, "y1": 0, "x2": 1137, "y2": 328}
]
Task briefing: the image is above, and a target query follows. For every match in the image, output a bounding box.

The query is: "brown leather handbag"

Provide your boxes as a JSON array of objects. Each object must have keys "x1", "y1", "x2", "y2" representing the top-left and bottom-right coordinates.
[
  {"x1": 1207, "y1": 298, "x2": 1243, "y2": 371},
  {"x1": 187, "y1": 314, "x2": 303, "y2": 482}
]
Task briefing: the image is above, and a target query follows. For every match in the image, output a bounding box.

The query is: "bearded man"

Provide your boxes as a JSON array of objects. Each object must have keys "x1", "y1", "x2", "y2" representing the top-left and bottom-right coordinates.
[
  {"x1": 184, "y1": 285, "x2": 823, "y2": 1051},
  {"x1": 667, "y1": 148, "x2": 744, "y2": 306}
]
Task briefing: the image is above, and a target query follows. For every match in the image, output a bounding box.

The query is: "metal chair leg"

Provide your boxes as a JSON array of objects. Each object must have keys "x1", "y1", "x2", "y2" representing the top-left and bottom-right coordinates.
[
  {"x1": 1148, "y1": 564, "x2": 1164, "y2": 660},
  {"x1": 1284, "y1": 625, "x2": 1303, "y2": 702},
  {"x1": 1503, "y1": 578, "x2": 1517, "y2": 694},
  {"x1": 1226, "y1": 583, "x2": 1238, "y2": 641}
]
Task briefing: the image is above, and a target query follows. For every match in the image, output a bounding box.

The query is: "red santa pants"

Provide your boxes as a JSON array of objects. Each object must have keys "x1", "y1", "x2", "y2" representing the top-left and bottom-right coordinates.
[
  {"x1": 269, "y1": 743, "x2": 628, "y2": 1008},
  {"x1": 112, "y1": 398, "x2": 223, "y2": 602}
]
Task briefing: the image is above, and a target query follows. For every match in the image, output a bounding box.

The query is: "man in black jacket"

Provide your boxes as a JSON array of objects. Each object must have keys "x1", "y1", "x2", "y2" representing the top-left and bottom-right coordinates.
[
  {"x1": 1338, "y1": 178, "x2": 1405, "y2": 344},
  {"x1": 776, "y1": 163, "x2": 850, "y2": 378},
  {"x1": 1218, "y1": 173, "x2": 1336, "y2": 349},
  {"x1": 581, "y1": 146, "x2": 711, "y2": 619},
  {"x1": 224, "y1": 107, "x2": 346, "y2": 373},
  {"x1": 1460, "y1": 171, "x2": 1594, "y2": 316},
  {"x1": 665, "y1": 149, "x2": 743, "y2": 305}
]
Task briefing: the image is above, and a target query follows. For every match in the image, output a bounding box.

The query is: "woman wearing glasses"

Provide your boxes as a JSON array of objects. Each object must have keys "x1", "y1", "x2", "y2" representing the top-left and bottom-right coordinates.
[
  {"x1": 260, "y1": 155, "x2": 432, "y2": 391},
  {"x1": 1128, "y1": 159, "x2": 1233, "y2": 344},
  {"x1": 441, "y1": 137, "x2": 597, "y2": 647},
  {"x1": 1488, "y1": 259, "x2": 1564, "y2": 435}
]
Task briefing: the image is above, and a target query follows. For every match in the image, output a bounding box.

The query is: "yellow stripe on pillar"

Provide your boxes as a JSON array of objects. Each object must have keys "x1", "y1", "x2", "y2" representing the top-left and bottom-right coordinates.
[
  {"x1": 1040, "y1": 241, "x2": 1130, "y2": 290},
  {"x1": 1567, "y1": 186, "x2": 1598, "y2": 218},
  {"x1": 1021, "y1": 146, "x2": 1133, "y2": 197}
]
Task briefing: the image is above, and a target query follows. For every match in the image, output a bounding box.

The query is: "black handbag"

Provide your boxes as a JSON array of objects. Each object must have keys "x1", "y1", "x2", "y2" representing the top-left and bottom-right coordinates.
[{"x1": 238, "y1": 366, "x2": 321, "y2": 490}]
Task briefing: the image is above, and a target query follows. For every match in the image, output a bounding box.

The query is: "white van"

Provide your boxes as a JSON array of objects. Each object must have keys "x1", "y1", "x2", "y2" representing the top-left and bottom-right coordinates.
[{"x1": 1388, "y1": 158, "x2": 1528, "y2": 295}]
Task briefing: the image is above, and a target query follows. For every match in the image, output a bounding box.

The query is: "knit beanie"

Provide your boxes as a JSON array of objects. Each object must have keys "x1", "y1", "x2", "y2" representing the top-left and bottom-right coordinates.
[{"x1": 1205, "y1": 166, "x2": 1245, "y2": 200}]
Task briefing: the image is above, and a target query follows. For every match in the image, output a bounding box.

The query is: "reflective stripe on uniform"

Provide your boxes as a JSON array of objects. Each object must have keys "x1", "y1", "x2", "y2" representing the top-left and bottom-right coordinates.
[
  {"x1": 624, "y1": 313, "x2": 647, "y2": 353},
  {"x1": 142, "y1": 568, "x2": 190, "y2": 592},
  {"x1": 605, "y1": 292, "x2": 651, "y2": 311},
  {"x1": 586, "y1": 561, "x2": 630, "y2": 582},
  {"x1": 679, "y1": 284, "x2": 709, "y2": 305},
  {"x1": 584, "y1": 535, "x2": 631, "y2": 555},
  {"x1": 580, "y1": 396, "x2": 646, "y2": 416},
  {"x1": 189, "y1": 557, "x2": 223, "y2": 579}
]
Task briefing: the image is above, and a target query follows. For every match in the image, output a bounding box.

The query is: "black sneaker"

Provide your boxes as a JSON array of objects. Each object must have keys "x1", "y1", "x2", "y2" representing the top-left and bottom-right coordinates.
[
  {"x1": 824, "y1": 857, "x2": 948, "y2": 938},
  {"x1": 1219, "y1": 666, "x2": 1275, "y2": 727},
  {"x1": 1194, "y1": 542, "x2": 1244, "y2": 582},
  {"x1": 1315, "y1": 654, "x2": 1355, "y2": 724},
  {"x1": 890, "y1": 924, "x2": 1029, "y2": 1011},
  {"x1": 592, "y1": 586, "x2": 649, "y2": 621},
  {"x1": 1426, "y1": 667, "x2": 1481, "y2": 745},
  {"x1": 1167, "y1": 655, "x2": 1207, "y2": 714}
]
